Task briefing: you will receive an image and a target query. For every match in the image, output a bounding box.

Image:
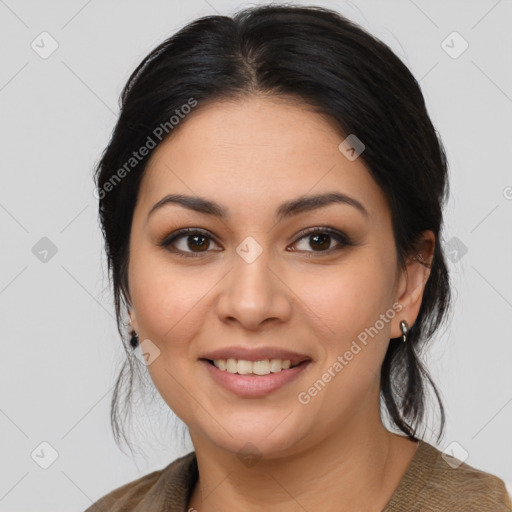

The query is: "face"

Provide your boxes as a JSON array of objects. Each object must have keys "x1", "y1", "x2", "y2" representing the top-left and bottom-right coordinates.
[{"x1": 127, "y1": 95, "x2": 431, "y2": 459}]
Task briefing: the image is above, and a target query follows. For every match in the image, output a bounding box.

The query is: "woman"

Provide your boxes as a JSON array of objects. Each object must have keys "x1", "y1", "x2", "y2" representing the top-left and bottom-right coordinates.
[{"x1": 86, "y1": 4, "x2": 511, "y2": 511}]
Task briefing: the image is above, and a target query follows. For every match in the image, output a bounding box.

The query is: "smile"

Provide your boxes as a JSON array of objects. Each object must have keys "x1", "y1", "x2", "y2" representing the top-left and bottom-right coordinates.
[
  {"x1": 200, "y1": 358, "x2": 311, "y2": 397},
  {"x1": 210, "y1": 358, "x2": 300, "y2": 375}
]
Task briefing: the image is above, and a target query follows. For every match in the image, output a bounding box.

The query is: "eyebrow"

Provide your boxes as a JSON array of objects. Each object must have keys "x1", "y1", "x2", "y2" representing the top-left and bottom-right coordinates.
[{"x1": 147, "y1": 191, "x2": 369, "y2": 222}]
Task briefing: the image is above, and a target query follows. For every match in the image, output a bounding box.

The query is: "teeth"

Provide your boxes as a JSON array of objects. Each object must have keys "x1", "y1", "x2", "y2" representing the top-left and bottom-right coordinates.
[
  {"x1": 212, "y1": 358, "x2": 295, "y2": 375},
  {"x1": 237, "y1": 360, "x2": 253, "y2": 374}
]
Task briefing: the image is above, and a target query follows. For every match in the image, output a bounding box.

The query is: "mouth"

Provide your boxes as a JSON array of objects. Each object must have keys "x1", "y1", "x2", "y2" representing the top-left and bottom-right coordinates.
[
  {"x1": 199, "y1": 356, "x2": 312, "y2": 398},
  {"x1": 198, "y1": 346, "x2": 312, "y2": 396}
]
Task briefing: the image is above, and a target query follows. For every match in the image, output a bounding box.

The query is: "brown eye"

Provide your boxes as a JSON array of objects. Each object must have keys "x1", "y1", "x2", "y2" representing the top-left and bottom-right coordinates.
[
  {"x1": 160, "y1": 228, "x2": 222, "y2": 257},
  {"x1": 185, "y1": 233, "x2": 210, "y2": 252},
  {"x1": 308, "y1": 232, "x2": 331, "y2": 251},
  {"x1": 291, "y1": 227, "x2": 352, "y2": 255},
  {"x1": 159, "y1": 226, "x2": 352, "y2": 258}
]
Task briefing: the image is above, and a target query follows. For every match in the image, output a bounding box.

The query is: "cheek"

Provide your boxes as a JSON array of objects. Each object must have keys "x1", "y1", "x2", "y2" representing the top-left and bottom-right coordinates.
[
  {"x1": 293, "y1": 260, "x2": 396, "y2": 418},
  {"x1": 128, "y1": 234, "x2": 212, "y2": 338},
  {"x1": 128, "y1": 255, "x2": 210, "y2": 421},
  {"x1": 294, "y1": 255, "x2": 396, "y2": 344},
  {"x1": 130, "y1": 266, "x2": 209, "y2": 344}
]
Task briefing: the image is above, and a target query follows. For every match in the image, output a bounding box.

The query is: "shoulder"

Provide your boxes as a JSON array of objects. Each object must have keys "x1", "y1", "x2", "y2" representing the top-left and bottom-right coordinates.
[
  {"x1": 83, "y1": 451, "x2": 197, "y2": 512},
  {"x1": 411, "y1": 441, "x2": 511, "y2": 511}
]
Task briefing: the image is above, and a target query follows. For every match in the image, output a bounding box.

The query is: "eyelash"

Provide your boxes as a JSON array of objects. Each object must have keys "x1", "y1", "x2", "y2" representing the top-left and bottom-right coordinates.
[{"x1": 158, "y1": 227, "x2": 354, "y2": 258}]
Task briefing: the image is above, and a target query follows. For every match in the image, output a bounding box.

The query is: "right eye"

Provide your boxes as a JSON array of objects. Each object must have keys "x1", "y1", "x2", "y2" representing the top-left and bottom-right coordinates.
[{"x1": 159, "y1": 228, "x2": 223, "y2": 257}]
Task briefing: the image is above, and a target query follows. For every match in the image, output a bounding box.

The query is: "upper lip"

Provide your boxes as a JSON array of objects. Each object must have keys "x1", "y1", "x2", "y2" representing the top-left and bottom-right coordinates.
[{"x1": 200, "y1": 346, "x2": 311, "y2": 366}]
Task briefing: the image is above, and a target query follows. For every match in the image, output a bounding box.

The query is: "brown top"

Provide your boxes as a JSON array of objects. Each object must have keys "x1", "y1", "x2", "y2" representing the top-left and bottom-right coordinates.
[{"x1": 84, "y1": 440, "x2": 512, "y2": 511}]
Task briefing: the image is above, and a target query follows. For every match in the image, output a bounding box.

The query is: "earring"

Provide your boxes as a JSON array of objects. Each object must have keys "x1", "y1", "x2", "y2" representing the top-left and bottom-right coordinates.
[
  {"x1": 130, "y1": 331, "x2": 139, "y2": 348},
  {"x1": 400, "y1": 320, "x2": 409, "y2": 343},
  {"x1": 128, "y1": 314, "x2": 139, "y2": 348}
]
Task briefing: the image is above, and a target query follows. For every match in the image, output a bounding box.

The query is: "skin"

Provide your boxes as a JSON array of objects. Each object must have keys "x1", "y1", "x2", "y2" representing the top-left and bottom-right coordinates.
[{"x1": 128, "y1": 95, "x2": 434, "y2": 512}]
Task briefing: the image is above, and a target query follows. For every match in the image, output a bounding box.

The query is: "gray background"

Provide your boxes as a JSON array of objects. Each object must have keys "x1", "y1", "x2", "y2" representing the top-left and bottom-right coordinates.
[{"x1": 0, "y1": 0, "x2": 511, "y2": 510}]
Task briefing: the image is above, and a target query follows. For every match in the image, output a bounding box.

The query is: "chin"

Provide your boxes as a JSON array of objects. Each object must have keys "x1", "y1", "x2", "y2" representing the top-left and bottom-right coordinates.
[{"x1": 192, "y1": 410, "x2": 311, "y2": 461}]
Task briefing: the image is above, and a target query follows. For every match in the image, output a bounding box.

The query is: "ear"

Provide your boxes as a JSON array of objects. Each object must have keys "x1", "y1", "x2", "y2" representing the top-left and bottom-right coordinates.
[
  {"x1": 129, "y1": 308, "x2": 139, "y2": 333},
  {"x1": 390, "y1": 230, "x2": 435, "y2": 339}
]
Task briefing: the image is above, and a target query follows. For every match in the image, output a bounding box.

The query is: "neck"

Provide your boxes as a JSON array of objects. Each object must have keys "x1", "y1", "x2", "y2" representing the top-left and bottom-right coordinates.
[{"x1": 188, "y1": 401, "x2": 418, "y2": 512}]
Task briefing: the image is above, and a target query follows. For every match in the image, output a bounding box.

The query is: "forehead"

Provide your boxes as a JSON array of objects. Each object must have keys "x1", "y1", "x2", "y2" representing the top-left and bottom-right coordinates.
[
  {"x1": 137, "y1": 95, "x2": 388, "y2": 220},
  {"x1": 156, "y1": 95, "x2": 343, "y2": 160}
]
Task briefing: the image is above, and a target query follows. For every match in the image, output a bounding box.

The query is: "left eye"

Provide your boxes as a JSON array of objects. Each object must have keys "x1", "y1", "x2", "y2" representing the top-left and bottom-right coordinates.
[{"x1": 291, "y1": 228, "x2": 351, "y2": 254}]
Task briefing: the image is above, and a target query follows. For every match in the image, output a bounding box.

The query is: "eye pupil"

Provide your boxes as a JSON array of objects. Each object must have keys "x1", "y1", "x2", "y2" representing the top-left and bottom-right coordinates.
[
  {"x1": 189, "y1": 234, "x2": 209, "y2": 251},
  {"x1": 310, "y1": 233, "x2": 330, "y2": 251}
]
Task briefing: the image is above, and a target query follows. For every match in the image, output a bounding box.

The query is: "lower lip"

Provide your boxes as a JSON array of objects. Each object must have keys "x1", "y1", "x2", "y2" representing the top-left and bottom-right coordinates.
[{"x1": 200, "y1": 360, "x2": 311, "y2": 398}]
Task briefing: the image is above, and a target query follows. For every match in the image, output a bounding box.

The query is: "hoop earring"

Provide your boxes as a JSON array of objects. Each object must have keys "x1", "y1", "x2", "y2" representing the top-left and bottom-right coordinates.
[{"x1": 400, "y1": 320, "x2": 409, "y2": 343}]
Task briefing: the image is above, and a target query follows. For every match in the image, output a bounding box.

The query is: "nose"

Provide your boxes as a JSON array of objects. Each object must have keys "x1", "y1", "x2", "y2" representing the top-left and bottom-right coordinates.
[{"x1": 215, "y1": 246, "x2": 292, "y2": 331}]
